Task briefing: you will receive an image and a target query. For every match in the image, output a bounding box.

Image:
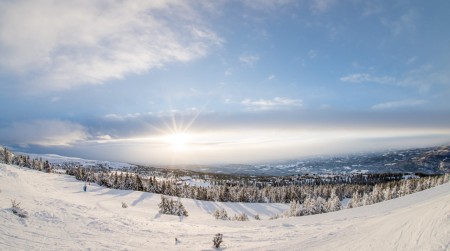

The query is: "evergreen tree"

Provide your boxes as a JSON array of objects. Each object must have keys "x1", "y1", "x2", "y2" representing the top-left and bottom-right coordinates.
[
  {"x1": 285, "y1": 199, "x2": 301, "y2": 217},
  {"x1": 326, "y1": 193, "x2": 341, "y2": 212},
  {"x1": 44, "y1": 160, "x2": 51, "y2": 173},
  {"x1": 134, "y1": 175, "x2": 144, "y2": 191}
]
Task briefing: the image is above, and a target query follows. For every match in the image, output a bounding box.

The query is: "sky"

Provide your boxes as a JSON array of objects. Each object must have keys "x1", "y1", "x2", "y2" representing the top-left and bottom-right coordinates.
[{"x1": 0, "y1": 0, "x2": 450, "y2": 165}]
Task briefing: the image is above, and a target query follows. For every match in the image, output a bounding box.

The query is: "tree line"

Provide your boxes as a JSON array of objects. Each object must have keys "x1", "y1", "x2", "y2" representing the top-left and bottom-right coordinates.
[
  {"x1": 65, "y1": 166, "x2": 448, "y2": 205},
  {"x1": 1, "y1": 147, "x2": 52, "y2": 172},
  {"x1": 1, "y1": 146, "x2": 449, "y2": 217}
]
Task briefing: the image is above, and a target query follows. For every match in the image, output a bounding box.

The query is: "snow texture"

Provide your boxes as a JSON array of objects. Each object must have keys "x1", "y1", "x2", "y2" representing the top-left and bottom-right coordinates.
[{"x1": 0, "y1": 163, "x2": 449, "y2": 250}]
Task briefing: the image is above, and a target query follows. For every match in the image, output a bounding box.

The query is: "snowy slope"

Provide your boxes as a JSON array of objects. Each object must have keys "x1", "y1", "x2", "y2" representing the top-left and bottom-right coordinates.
[
  {"x1": 18, "y1": 153, "x2": 135, "y2": 169},
  {"x1": 0, "y1": 163, "x2": 449, "y2": 250}
]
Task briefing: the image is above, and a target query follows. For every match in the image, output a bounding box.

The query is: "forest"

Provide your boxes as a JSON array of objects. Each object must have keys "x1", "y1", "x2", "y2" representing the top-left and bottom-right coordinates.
[{"x1": 1, "y1": 146, "x2": 448, "y2": 217}]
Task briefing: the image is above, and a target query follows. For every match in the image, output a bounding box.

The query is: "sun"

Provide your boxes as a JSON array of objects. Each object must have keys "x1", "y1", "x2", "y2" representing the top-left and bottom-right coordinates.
[{"x1": 165, "y1": 133, "x2": 191, "y2": 151}]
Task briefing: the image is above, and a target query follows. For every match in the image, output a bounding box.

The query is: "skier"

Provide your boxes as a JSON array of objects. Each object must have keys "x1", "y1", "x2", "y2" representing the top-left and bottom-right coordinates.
[{"x1": 83, "y1": 182, "x2": 87, "y2": 192}]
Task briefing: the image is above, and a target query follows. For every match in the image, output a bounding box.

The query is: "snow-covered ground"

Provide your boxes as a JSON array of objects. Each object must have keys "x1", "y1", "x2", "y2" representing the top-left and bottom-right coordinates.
[
  {"x1": 18, "y1": 152, "x2": 135, "y2": 169},
  {"x1": 0, "y1": 163, "x2": 449, "y2": 250}
]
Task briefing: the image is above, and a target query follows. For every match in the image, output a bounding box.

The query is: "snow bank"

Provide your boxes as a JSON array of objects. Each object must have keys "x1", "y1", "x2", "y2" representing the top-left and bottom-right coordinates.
[{"x1": 0, "y1": 163, "x2": 448, "y2": 250}]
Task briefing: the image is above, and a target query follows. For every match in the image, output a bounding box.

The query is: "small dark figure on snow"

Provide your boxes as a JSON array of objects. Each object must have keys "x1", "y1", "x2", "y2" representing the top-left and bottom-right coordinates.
[
  {"x1": 83, "y1": 183, "x2": 87, "y2": 192},
  {"x1": 213, "y1": 233, "x2": 223, "y2": 248}
]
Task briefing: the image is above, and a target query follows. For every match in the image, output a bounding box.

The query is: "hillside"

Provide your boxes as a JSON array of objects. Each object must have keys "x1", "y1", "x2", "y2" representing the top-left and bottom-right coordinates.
[{"x1": 1, "y1": 163, "x2": 449, "y2": 250}]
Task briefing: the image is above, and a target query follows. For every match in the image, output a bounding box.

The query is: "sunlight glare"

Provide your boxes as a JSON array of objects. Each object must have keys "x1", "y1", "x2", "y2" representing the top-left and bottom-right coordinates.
[{"x1": 166, "y1": 133, "x2": 191, "y2": 151}]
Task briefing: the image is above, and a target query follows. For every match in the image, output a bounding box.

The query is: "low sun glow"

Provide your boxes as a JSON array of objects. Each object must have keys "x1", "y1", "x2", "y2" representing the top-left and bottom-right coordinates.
[{"x1": 165, "y1": 133, "x2": 191, "y2": 151}]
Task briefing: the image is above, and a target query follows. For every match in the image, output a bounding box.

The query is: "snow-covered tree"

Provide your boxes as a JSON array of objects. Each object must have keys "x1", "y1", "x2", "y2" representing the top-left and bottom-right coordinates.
[
  {"x1": 326, "y1": 193, "x2": 342, "y2": 212},
  {"x1": 213, "y1": 208, "x2": 229, "y2": 220},
  {"x1": 347, "y1": 192, "x2": 361, "y2": 209},
  {"x1": 232, "y1": 213, "x2": 249, "y2": 221},
  {"x1": 134, "y1": 175, "x2": 144, "y2": 191},
  {"x1": 285, "y1": 199, "x2": 302, "y2": 217},
  {"x1": 158, "y1": 195, "x2": 188, "y2": 216}
]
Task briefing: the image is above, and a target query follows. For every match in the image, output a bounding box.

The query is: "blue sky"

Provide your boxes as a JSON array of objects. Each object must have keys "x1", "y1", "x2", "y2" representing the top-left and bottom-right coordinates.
[{"x1": 0, "y1": 0, "x2": 449, "y2": 165}]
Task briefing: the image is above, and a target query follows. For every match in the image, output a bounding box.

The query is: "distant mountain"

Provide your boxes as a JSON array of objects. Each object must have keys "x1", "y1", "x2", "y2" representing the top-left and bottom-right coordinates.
[
  {"x1": 9, "y1": 145, "x2": 450, "y2": 176},
  {"x1": 411, "y1": 146, "x2": 450, "y2": 172},
  {"x1": 172, "y1": 146, "x2": 450, "y2": 176}
]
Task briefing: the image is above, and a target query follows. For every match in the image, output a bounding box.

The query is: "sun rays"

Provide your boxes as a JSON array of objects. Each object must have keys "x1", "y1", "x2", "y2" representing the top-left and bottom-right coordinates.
[
  {"x1": 164, "y1": 132, "x2": 192, "y2": 151},
  {"x1": 150, "y1": 109, "x2": 201, "y2": 155}
]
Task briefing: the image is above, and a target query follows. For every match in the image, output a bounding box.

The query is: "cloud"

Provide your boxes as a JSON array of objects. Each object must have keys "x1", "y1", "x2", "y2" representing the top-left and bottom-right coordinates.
[
  {"x1": 0, "y1": 120, "x2": 88, "y2": 147},
  {"x1": 0, "y1": 0, "x2": 221, "y2": 90},
  {"x1": 406, "y1": 56, "x2": 417, "y2": 65},
  {"x1": 267, "y1": 74, "x2": 275, "y2": 80},
  {"x1": 308, "y1": 49, "x2": 318, "y2": 59},
  {"x1": 104, "y1": 113, "x2": 142, "y2": 121},
  {"x1": 341, "y1": 64, "x2": 450, "y2": 93},
  {"x1": 242, "y1": 0, "x2": 296, "y2": 11},
  {"x1": 361, "y1": 1, "x2": 383, "y2": 17},
  {"x1": 239, "y1": 54, "x2": 260, "y2": 66},
  {"x1": 372, "y1": 99, "x2": 427, "y2": 110},
  {"x1": 340, "y1": 73, "x2": 395, "y2": 84},
  {"x1": 397, "y1": 64, "x2": 450, "y2": 93},
  {"x1": 243, "y1": 0, "x2": 336, "y2": 14},
  {"x1": 76, "y1": 109, "x2": 450, "y2": 143},
  {"x1": 381, "y1": 9, "x2": 417, "y2": 36},
  {"x1": 11, "y1": 110, "x2": 450, "y2": 165},
  {"x1": 241, "y1": 97, "x2": 303, "y2": 110},
  {"x1": 310, "y1": 0, "x2": 337, "y2": 13}
]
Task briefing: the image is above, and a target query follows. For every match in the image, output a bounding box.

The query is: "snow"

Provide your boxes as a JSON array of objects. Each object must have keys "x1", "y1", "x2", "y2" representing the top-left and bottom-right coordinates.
[
  {"x1": 183, "y1": 179, "x2": 211, "y2": 188},
  {"x1": 177, "y1": 176, "x2": 211, "y2": 187},
  {"x1": 1, "y1": 163, "x2": 449, "y2": 250},
  {"x1": 340, "y1": 197, "x2": 351, "y2": 208},
  {"x1": 18, "y1": 152, "x2": 135, "y2": 169}
]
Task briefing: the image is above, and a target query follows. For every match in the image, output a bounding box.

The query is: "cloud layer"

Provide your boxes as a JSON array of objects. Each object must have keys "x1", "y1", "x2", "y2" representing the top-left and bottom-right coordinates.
[
  {"x1": 0, "y1": 120, "x2": 87, "y2": 147},
  {"x1": 0, "y1": 0, "x2": 221, "y2": 89}
]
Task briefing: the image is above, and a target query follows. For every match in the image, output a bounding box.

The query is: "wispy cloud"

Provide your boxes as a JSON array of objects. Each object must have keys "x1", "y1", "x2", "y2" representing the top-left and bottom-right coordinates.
[
  {"x1": 0, "y1": 120, "x2": 88, "y2": 147},
  {"x1": 241, "y1": 97, "x2": 302, "y2": 110},
  {"x1": 342, "y1": 64, "x2": 450, "y2": 94},
  {"x1": 104, "y1": 113, "x2": 143, "y2": 121},
  {"x1": 239, "y1": 54, "x2": 260, "y2": 66},
  {"x1": 224, "y1": 68, "x2": 232, "y2": 76},
  {"x1": 310, "y1": 0, "x2": 337, "y2": 13},
  {"x1": 340, "y1": 73, "x2": 395, "y2": 84},
  {"x1": 361, "y1": 1, "x2": 383, "y2": 17},
  {"x1": 397, "y1": 64, "x2": 446, "y2": 93},
  {"x1": 0, "y1": 1, "x2": 221, "y2": 90},
  {"x1": 406, "y1": 56, "x2": 417, "y2": 65},
  {"x1": 243, "y1": 0, "x2": 338, "y2": 15},
  {"x1": 242, "y1": 0, "x2": 296, "y2": 11},
  {"x1": 381, "y1": 9, "x2": 417, "y2": 36},
  {"x1": 372, "y1": 99, "x2": 427, "y2": 110},
  {"x1": 308, "y1": 49, "x2": 318, "y2": 59}
]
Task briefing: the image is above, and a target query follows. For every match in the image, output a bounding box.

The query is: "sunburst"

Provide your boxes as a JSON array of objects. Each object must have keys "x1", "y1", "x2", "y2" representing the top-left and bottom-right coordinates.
[
  {"x1": 150, "y1": 108, "x2": 201, "y2": 153},
  {"x1": 165, "y1": 132, "x2": 192, "y2": 151}
]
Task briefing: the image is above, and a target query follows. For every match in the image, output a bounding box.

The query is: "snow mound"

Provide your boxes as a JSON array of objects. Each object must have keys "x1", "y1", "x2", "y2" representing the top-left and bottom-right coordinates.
[{"x1": 0, "y1": 163, "x2": 449, "y2": 250}]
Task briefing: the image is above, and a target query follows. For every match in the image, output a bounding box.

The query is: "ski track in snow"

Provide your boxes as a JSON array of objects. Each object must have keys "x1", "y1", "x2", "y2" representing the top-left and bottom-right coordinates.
[{"x1": 0, "y1": 163, "x2": 449, "y2": 250}]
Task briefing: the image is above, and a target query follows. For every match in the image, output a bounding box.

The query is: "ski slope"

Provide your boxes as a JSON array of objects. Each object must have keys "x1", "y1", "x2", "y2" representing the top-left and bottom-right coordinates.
[{"x1": 0, "y1": 163, "x2": 449, "y2": 250}]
